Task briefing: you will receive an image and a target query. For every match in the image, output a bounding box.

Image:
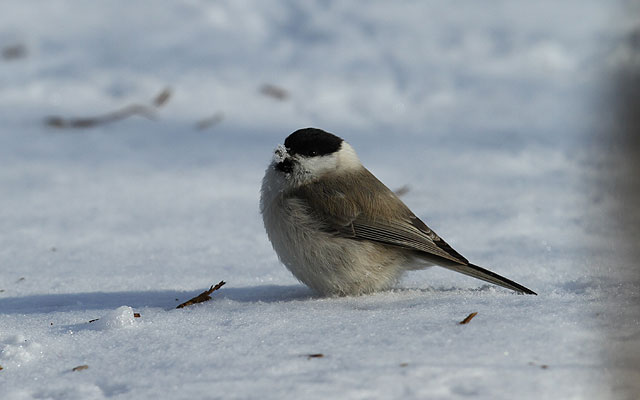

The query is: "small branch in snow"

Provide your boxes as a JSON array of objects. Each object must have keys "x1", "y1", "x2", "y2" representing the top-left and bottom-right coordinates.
[
  {"x1": 2, "y1": 44, "x2": 27, "y2": 61},
  {"x1": 152, "y1": 88, "x2": 172, "y2": 108},
  {"x1": 393, "y1": 185, "x2": 411, "y2": 197},
  {"x1": 176, "y1": 281, "x2": 226, "y2": 309},
  {"x1": 72, "y1": 365, "x2": 89, "y2": 372},
  {"x1": 528, "y1": 361, "x2": 549, "y2": 369},
  {"x1": 45, "y1": 104, "x2": 156, "y2": 128},
  {"x1": 44, "y1": 87, "x2": 171, "y2": 129},
  {"x1": 260, "y1": 84, "x2": 289, "y2": 101},
  {"x1": 195, "y1": 111, "x2": 225, "y2": 130},
  {"x1": 458, "y1": 312, "x2": 478, "y2": 325}
]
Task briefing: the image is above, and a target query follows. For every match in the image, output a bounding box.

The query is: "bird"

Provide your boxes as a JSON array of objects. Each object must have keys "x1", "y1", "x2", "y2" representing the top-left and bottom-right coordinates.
[{"x1": 260, "y1": 127, "x2": 536, "y2": 296}]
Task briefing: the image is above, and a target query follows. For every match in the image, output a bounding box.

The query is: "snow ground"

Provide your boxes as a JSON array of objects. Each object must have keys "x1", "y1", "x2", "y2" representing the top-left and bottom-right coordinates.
[{"x1": 1, "y1": 1, "x2": 639, "y2": 399}]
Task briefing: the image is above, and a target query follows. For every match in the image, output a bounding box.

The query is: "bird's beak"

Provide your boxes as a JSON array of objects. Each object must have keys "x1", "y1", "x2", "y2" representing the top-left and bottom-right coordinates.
[
  {"x1": 275, "y1": 158, "x2": 294, "y2": 173},
  {"x1": 273, "y1": 144, "x2": 288, "y2": 163},
  {"x1": 273, "y1": 144, "x2": 294, "y2": 173}
]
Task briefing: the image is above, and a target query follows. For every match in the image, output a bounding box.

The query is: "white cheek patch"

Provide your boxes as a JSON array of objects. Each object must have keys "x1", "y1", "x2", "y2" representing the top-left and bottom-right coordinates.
[
  {"x1": 297, "y1": 141, "x2": 362, "y2": 177},
  {"x1": 300, "y1": 153, "x2": 339, "y2": 175},
  {"x1": 285, "y1": 141, "x2": 363, "y2": 186},
  {"x1": 336, "y1": 142, "x2": 361, "y2": 170}
]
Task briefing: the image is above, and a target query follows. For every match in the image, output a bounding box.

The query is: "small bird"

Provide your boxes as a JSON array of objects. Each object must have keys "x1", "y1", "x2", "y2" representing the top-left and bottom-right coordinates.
[{"x1": 260, "y1": 128, "x2": 536, "y2": 296}]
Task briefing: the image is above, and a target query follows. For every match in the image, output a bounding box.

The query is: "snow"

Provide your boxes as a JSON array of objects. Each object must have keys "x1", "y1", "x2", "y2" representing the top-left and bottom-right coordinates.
[
  {"x1": 88, "y1": 306, "x2": 137, "y2": 331},
  {"x1": 1, "y1": 1, "x2": 639, "y2": 399}
]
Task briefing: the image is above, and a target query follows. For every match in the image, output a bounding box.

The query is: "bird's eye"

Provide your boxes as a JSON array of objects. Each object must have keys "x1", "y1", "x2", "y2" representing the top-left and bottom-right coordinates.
[{"x1": 309, "y1": 151, "x2": 317, "y2": 156}]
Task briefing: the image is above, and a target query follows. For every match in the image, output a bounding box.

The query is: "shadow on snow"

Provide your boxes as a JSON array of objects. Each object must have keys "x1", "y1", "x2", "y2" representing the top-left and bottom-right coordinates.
[{"x1": 0, "y1": 284, "x2": 316, "y2": 314}]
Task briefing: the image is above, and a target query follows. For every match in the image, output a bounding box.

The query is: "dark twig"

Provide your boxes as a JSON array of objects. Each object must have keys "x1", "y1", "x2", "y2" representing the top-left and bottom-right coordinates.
[
  {"x1": 260, "y1": 84, "x2": 289, "y2": 101},
  {"x1": 458, "y1": 312, "x2": 478, "y2": 325},
  {"x1": 393, "y1": 185, "x2": 411, "y2": 197},
  {"x1": 176, "y1": 281, "x2": 226, "y2": 309},
  {"x1": 153, "y1": 88, "x2": 172, "y2": 107},
  {"x1": 195, "y1": 112, "x2": 225, "y2": 130},
  {"x1": 2, "y1": 44, "x2": 27, "y2": 60},
  {"x1": 44, "y1": 87, "x2": 171, "y2": 129},
  {"x1": 45, "y1": 104, "x2": 156, "y2": 129}
]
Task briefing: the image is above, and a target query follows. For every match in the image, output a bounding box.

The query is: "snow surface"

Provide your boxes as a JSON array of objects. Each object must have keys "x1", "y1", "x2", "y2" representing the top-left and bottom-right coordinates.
[{"x1": 1, "y1": 1, "x2": 640, "y2": 399}]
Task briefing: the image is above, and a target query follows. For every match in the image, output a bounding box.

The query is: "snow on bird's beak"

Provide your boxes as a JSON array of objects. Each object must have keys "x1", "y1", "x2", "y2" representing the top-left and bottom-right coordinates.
[
  {"x1": 273, "y1": 144, "x2": 288, "y2": 163},
  {"x1": 273, "y1": 144, "x2": 294, "y2": 173}
]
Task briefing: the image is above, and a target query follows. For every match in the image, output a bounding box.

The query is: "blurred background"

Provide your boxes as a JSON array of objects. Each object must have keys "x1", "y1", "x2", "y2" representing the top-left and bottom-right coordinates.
[{"x1": 1, "y1": 0, "x2": 638, "y2": 397}]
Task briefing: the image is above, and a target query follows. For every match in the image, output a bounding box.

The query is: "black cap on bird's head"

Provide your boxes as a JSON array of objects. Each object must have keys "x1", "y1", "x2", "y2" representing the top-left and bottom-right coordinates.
[{"x1": 284, "y1": 128, "x2": 343, "y2": 158}]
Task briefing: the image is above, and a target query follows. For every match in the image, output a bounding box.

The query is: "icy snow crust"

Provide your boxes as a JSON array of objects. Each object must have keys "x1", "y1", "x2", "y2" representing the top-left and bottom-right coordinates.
[{"x1": 1, "y1": 1, "x2": 639, "y2": 399}]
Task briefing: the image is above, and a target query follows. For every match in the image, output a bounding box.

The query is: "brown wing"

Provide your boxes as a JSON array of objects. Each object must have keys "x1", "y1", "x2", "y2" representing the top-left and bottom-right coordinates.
[
  {"x1": 292, "y1": 168, "x2": 468, "y2": 265},
  {"x1": 347, "y1": 214, "x2": 469, "y2": 264}
]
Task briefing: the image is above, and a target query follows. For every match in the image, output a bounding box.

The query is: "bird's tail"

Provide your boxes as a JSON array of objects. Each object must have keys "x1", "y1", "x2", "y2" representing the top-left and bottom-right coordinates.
[{"x1": 441, "y1": 263, "x2": 537, "y2": 295}]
